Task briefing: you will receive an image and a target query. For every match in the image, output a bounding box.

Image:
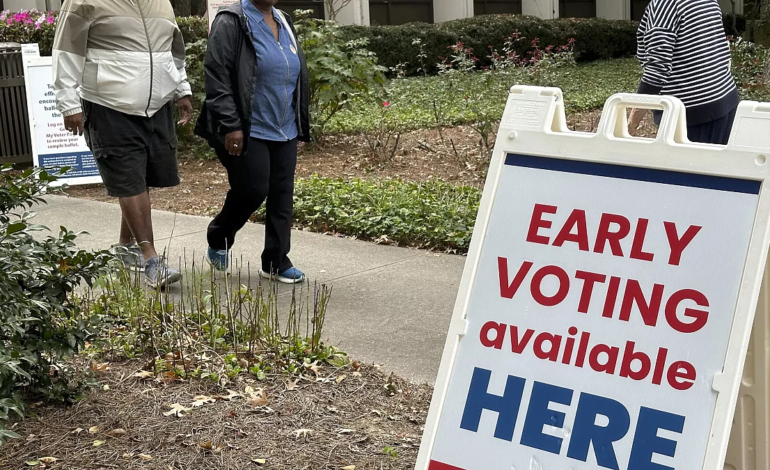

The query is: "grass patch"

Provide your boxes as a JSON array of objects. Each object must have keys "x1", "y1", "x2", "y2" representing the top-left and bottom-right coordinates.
[
  {"x1": 329, "y1": 58, "x2": 642, "y2": 133},
  {"x1": 256, "y1": 176, "x2": 481, "y2": 253}
]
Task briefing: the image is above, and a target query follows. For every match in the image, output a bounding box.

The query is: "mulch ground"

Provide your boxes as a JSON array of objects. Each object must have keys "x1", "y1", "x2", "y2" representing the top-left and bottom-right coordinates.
[
  {"x1": 0, "y1": 359, "x2": 431, "y2": 470},
  {"x1": 63, "y1": 110, "x2": 659, "y2": 218}
]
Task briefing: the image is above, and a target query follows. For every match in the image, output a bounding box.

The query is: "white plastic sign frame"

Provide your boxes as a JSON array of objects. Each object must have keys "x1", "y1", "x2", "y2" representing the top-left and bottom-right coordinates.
[
  {"x1": 22, "y1": 55, "x2": 101, "y2": 187},
  {"x1": 415, "y1": 87, "x2": 770, "y2": 470}
]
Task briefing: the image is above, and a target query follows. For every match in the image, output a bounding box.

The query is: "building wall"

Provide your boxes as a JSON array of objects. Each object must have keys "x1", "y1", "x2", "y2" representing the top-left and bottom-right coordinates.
[{"x1": 434, "y1": 0, "x2": 473, "y2": 22}]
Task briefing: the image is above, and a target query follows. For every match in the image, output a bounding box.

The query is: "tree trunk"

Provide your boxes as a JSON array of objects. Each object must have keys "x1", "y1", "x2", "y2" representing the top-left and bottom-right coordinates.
[{"x1": 171, "y1": 0, "x2": 192, "y2": 17}]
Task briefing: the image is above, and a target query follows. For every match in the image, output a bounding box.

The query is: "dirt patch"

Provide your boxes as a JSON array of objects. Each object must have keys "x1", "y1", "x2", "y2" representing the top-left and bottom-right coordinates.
[
  {"x1": 0, "y1": 359, "x2": 431, "y2": 469},
  {"x1": 63, "y1": 110, "x2": 658, "y2": 218}
]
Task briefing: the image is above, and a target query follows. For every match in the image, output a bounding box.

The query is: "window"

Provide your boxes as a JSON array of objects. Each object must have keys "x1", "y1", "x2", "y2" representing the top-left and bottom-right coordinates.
[
  {"x1": 474, "y1": 0, "x2": 522, "y2": 15},
  {"x1": 559, "y1": 0, "x2": 596, "y2": 18},
  {"x1": 369, "y1": 0, "x2": 433, "y2": 25}
]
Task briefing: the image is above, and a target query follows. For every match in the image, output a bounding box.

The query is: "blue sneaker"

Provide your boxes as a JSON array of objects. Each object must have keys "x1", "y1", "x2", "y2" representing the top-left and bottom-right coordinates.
[
  {"x1": 206, "y1": 247, "x2": 229, "y2": 272},
  {"x1": 260, "y1": 267, "x2": 306, "y2": 284}
]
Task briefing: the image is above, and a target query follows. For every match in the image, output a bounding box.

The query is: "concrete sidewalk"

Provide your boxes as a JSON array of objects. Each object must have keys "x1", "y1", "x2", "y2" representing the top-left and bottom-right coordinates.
[{"x1": 33, "y1": 195, "x2": 466, "y2": 384}]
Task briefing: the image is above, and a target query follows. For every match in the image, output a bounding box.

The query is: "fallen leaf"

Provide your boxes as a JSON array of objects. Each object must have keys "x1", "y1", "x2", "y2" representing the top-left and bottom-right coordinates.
[
  {"x1": 336, "y1": 374, "x2": 347, "y2": 384},
  {"x1": 25, "y1": 461, "x2": 39, "y2": 467},
  {"x1": 103, "y1": 384, "x2": 110, "y2": 391},
  {"x1": 39, "y1": 457, "x2": 58, "y2": 464},
  {"x1": 138, "y1": 454, "x2": 152, "y2": 461},
  {"x1": 244, "y1": 386, "x2": 255, "y2": 395},
  {"x1": 337, "y1": 429, "x2": 354, "y2": 434},
  {"x1": 352, "y1": 372, "x2": 362, "y2": 377},
  {"x1": 198, "y1": 441, "x2": 224, "y2": 453},
  {"x1": 293, "y1": 429, "x2": 312, "y2": 439},
  {"x1": 245, "y1": 388, "x2": 268, "y2": 408},
  {"x1": 107, "y1": 428, "x2": 126, "y2": 437},
  {"x1": 327, "y1": 406, "x2": 339, "y2": 413},
  {"x1": 122, "y1": 453, "x2": 134, "y2": 459},
  {"x1": 285, "y1": 379, "x2": 299, "y2": 391},
  {"x1": 88, "y1": 426, "x2": 99, "y2": 434},
  {"x1": 192, "y1": 396, "x2": 215, "y2": 407},
  {"x1": 214, "y1": 390, "x2": 242, "y2": 401},
  {"x1": 351, "y1": 360, "x2": 361, "y2": 370},
  {"x1": 252, "y1": 458, "x2": 266, "y2": 465},
  {"x1": 72, "y1": 428, "x2": 84, "y2": 435},
  {"x1": 341, "y1": 466, "x2": 356, "y2": 470},
  {"x1": 163, "y1": 403, "x2": 192, "y2": 417},
  {"x1": 156, "y1": 370, "x2": 178, "y2": 383},
  {"x1": 93, "y1": 440, "x2": 106, "y2": 447},
  {"x1": 91, "y1": 362, "x2": 109, "y2": 372},
  {"x1": 133, "y1": 371, "x2": 154, "y2": 379}
]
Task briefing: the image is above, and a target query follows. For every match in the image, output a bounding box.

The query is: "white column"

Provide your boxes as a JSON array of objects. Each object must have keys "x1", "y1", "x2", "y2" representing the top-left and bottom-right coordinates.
[
  {"x1": 332, "y1": 0, "x2": 370, "y2": 25},
  {"x1": 596, "y1": 0, "x2": 629, "y2": 20},
  {"x1": 522, "y1": 0, "x2": 558, "y2": 20},
  {"x1": 433, "y1": 0, "x2": 474, "y2": 22}
]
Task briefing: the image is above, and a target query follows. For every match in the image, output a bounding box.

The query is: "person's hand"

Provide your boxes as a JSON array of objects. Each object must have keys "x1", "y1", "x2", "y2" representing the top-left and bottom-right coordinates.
[
  {"x1": 225, "y1": 130, "x2": 244, "y2": 156},
  {"x1": 64, "y1": 113, "x2": 84, "y2": 136},
  {"x1": 177, "y1": 97, "x2": 194, "y2": 126},
  {"x1": 628, "y1": 108, "x2": 648, "y2": 132}
]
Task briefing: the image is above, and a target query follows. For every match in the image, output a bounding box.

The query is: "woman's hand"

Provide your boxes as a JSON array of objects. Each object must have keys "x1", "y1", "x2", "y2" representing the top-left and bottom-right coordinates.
[{"x1": 225, "y1": 130, "x2": 244, "y2": 156}]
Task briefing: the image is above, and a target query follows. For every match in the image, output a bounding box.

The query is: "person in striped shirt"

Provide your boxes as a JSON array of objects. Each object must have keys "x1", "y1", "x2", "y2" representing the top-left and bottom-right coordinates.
[{"x1": 629, "y1": 0, "x2": 739, "y2": 145}]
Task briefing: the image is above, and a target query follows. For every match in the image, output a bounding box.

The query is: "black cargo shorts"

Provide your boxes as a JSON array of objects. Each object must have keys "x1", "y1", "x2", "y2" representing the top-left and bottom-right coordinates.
[{"x1": 82, "y1": 100, "x2": 180, "y2": 198}]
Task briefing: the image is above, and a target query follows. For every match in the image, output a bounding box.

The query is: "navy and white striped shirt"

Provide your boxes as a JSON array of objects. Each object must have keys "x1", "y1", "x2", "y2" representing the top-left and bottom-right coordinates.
[{"x1": 637, "y1": 0, "x2": 738, "y2": 126}]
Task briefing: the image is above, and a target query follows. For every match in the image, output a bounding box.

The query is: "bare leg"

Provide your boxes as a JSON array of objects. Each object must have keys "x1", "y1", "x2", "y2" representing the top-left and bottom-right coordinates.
[
  {"x1": 119, "y1": 214, "x2": 134, "y2": 246},
  {"x1": 119, "y1": 191, "x2": 158, "y2": 261}
]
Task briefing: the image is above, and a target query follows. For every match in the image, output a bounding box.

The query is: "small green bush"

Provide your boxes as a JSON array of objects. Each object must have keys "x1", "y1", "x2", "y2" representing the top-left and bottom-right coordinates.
[
  {"x1": 0, "y1": 166, "x2": 114, "y2": 443},
  {"x1": 295, "y1": 11, "x2": 387, "y2": 140},
  {"x1": 176, "y1": 16, "x2": 209, "y2": 45},
  {"x1": 340, "y1": 15, "x2": 639, "y2": 75},
  {"x1": 255, "y1": 176, "x2": 481, "y2": 252}
]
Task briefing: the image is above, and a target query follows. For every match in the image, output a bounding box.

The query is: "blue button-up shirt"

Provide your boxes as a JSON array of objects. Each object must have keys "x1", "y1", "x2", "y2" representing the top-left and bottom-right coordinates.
[{"x1": 242, "y1": 0, "x2": 301, "y2": 141}]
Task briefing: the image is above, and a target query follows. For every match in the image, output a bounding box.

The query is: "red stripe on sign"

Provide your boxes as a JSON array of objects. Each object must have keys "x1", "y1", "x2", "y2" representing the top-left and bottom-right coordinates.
[{"x1": 428, "y1": 461, "x2": 466, "y2": 470}]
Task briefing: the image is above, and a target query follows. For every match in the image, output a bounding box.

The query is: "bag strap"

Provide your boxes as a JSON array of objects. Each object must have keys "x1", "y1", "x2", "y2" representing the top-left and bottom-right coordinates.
[{"x1": 276, "y1": 10, "x2": 298, "y2": 49}]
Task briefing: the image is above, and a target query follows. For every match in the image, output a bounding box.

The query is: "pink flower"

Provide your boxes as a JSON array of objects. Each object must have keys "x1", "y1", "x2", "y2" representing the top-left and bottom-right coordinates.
[
  {"x1": 382, "y1": 101, "x2": 390, "y2": 107},
  {"x1": 47, "y1": 15, "x2": 54, "y2": 24}
]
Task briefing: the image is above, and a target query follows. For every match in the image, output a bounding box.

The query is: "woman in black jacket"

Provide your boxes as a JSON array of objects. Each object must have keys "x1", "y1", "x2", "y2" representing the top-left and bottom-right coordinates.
[{"x1": 195, "y1": 0, "x2": 310, "y2": 283}]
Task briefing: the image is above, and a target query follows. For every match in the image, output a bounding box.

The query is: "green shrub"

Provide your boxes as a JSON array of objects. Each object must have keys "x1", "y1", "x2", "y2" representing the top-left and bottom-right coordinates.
[
  {"x1": 255, "y1": 176, "x2": 481, "y2": 252},
  {"x1": 176, "y1": 16, "x2": 209, "y2": 45},
  {"x1": 295, "y1": 11, "x2": 387, "y2": 140},
  {"x1": 0, "y1": 166, "x2": 114, "y2": 443},
  {"x1": 731, "y1": 38, "x2": 770, "y2": 102},
  {"x1": 340, "y1": 15, "x2": 638, "y2": 76}
]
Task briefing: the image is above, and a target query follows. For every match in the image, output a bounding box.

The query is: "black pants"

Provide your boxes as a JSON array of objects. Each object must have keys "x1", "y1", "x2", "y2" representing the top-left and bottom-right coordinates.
[
  {"x1": 653, "y1": 107, "x2": 737, "y2": 145},
  {"x1": 207, "y1": 138, "x2": 298, "y2": 273},
  {"x1": 687, "y1": 107, "x2": 737, "y2": 145}
]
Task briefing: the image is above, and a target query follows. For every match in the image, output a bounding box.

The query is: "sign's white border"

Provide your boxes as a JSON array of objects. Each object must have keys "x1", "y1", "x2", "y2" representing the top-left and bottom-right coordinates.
[
  {"x1": 415, "y1": 87, "x2": 770, "y2": 470},
  {"x1": 22, "y1": 55, "x2": 102, "y2": 187}
]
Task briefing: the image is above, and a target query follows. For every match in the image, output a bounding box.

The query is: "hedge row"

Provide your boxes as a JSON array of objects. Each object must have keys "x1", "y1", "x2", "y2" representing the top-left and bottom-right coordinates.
[
  {"x1": 340, "y1": 15, "x2": 639, "y2": 75},
  {"x1": 0, "y1": 11, "x2": 748, "y2": 73}
]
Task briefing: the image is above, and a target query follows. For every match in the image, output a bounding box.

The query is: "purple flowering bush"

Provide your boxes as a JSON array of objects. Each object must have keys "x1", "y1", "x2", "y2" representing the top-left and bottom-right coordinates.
[{"x1": 0, "y1": 10, "x2": 57, "y2": 55}]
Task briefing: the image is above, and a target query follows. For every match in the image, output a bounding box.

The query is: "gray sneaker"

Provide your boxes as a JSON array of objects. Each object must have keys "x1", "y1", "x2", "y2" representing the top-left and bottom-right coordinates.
[
  {"x1": 144, "y1": 256, "x2": 182, "y2": 289},
  {"x1": 110, "y1": 243, "x2": 145, "y2": 272}
]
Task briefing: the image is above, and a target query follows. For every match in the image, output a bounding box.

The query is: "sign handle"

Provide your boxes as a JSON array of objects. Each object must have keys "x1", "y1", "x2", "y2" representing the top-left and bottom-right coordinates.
[{"x1": 596, "y1": 93, "x2": 689, "y2": 145}]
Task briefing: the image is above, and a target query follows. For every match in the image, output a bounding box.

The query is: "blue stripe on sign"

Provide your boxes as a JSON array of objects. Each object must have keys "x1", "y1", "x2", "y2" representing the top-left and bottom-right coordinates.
[{"x1": 505, "y1": 154, "x2": 761, "y2": 195}]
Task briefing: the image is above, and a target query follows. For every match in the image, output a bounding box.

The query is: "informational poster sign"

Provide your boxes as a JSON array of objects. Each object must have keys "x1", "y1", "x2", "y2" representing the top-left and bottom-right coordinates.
[
  {"x1": 416, "y1": 88, "x2": 770, "y2": 470},
  {"x1": 22, "y1": 55, "x2": 101, "y2": 187},
  {"x1": 206, "y1": 0, "x2": 238, "y2": 31}
]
